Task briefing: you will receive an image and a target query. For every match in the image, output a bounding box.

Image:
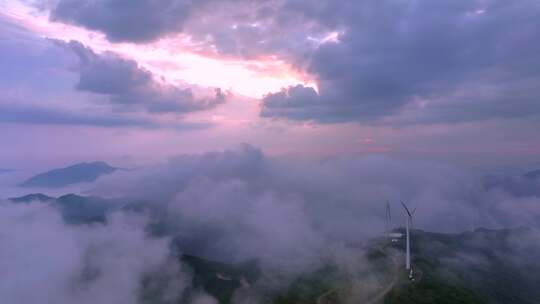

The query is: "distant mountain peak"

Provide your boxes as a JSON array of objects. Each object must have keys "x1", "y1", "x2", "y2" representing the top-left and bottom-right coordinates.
[
  {"x1": 20, "y1": 161, "x2": 118, "y2": 188},
  {"x1": 524, "y1": 169, "x2": 540, "y2": 180},
  {"x1": 9, "y1": 193, "x2": 55, "y2": 203}
]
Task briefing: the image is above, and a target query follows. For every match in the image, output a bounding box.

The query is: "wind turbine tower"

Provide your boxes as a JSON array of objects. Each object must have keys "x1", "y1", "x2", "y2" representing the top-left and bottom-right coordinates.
[
  {"x1": 385, "y1": 201, "x2": 392, "y2": 239},
  {"x1": 401, "y1": 202, "x2": 415, "y2": 280}
]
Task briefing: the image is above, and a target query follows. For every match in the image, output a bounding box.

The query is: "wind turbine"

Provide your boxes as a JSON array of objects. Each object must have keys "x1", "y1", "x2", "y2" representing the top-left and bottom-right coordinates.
[
  {"x1": 385, "y1": 201, "x2": 392, "y2": 239},
  {"x1": 401, "y1": 201, "x2": 416, "y2": 280}
]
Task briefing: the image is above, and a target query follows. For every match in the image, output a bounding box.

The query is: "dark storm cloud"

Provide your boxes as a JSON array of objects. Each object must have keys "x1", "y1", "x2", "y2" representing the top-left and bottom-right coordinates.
[
  {"x1": 0, "y1": 102, "x2": 156, "y2": 128},
  {"x1": 50, "y1": 0, "x2": 196, "y2": 43},
  {"x1": 180, "y1": 1, "x2": 331, "y2": 60},
  {"x1": 42, "y1": 0, "x2": 540, "y2": 125},
  {"x1": 46, "y1": 0, "x2": 324, "y2": 59},
  {"x1": 391, "y1": 85, "x2": 540, "y2": 125},
  {"x1": 261, "y1": 0, "x2": 540, "y2": 124},
  {"x1": 54, "y1": 40, "x2": 226, "y2": 114},
  {"x1": 0, "y1": 17, "x2": 217, "y2": 130}
]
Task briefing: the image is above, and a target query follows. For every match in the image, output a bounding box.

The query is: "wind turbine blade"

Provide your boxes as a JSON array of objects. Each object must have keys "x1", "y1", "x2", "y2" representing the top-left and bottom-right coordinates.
[
  {"x1": 401, "y1": 201, "x2": 412, "y2": 217},
  {"x1": 411, "y1": 201, "x2": 421, "y2": 216}
]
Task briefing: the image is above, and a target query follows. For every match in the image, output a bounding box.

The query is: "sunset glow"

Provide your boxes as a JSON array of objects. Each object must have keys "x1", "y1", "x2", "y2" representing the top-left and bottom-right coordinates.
[{"x1": 3, "y1": 2, "x2": 315, "y2": 98}]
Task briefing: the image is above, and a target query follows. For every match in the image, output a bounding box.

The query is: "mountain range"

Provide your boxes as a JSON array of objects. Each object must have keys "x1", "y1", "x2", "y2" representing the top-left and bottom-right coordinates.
[
  {"x1": 19, "y1": 161, "x2": 118, "y2": 188},
  {"x1": 6, "y1": 192, "x2": 540, "y2": 304},
  {"x1": 525, "y1": 169, "x2": 540, "y2": 180}
]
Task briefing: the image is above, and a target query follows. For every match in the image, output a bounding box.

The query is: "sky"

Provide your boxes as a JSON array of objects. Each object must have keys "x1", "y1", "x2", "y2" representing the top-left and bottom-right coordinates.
[{"x1": 1, "y1": 0, "x2": 540, "y2": 173}]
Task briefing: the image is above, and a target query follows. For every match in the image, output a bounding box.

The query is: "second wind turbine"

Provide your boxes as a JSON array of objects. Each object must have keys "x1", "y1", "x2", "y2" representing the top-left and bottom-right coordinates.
[{"x1": 401, "y1": 201, "x2": 416, "y2": 280}]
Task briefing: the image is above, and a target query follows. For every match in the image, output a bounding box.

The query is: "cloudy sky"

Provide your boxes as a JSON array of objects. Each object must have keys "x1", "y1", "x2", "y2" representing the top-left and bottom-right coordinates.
[
  {"x1": 1, "y1": 0, "x2": 540, "y2": 172},
  {"x1": 1, "y1": 3, "x2": 540, "y2": 302}
]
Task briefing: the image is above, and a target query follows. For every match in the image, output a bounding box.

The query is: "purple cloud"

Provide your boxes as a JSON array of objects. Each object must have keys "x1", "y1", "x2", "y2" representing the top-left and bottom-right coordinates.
[{"x1": 54, "y1": 40, "x2": 226, "y2": 114}]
